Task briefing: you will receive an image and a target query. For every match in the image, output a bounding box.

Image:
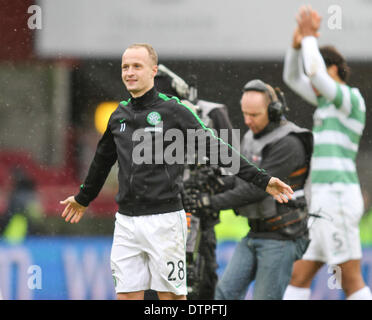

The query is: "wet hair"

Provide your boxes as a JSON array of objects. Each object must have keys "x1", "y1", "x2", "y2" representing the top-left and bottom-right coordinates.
[
  {"x1": 319, "y1": 45, "x2": 350, "y2": 82},
  {"x1": 126, "y1": 43, "x2": 158, "y2": 66}
]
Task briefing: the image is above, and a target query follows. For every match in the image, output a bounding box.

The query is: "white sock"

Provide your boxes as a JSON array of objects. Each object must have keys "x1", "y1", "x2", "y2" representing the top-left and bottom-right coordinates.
[
  {"x1": 282, "y1": 284, "x2": 311, "y2": 300},
  {"x1": 347, "y1": 287, "x2": 372, "y2": 300}
]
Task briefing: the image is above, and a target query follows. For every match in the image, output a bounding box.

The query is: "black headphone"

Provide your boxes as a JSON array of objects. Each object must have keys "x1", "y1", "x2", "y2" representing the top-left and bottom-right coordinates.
[{"x1": 242, "y1": 79, "x2": 288, "y2": 122}]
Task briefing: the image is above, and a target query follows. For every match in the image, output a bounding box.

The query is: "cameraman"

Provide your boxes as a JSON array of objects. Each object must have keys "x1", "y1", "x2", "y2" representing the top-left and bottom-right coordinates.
[{"x1": 210, "y1": 80, "x2": 313, "y2": 300}]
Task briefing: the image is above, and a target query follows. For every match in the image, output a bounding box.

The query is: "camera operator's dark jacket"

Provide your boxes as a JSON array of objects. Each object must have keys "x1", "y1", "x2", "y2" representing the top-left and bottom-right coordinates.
[
  {"x1": 75, "y1": 87, "x2": 271, "y2": 216},
  {"x1": 210, "y1": 120, "x2": 313, "y2": 240}
]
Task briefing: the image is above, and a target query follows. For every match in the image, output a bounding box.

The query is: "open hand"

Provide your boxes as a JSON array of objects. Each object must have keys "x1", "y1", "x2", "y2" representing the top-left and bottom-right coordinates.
[
  {"x1": 266, "y1": 177, "x2": 293, "y2": 203},
  {"x1": 296, "y1": 5, "x2": 322, "y2": 38},
  {"x1": 60, "y1": 196, "x2": 87, "y2": 223}
]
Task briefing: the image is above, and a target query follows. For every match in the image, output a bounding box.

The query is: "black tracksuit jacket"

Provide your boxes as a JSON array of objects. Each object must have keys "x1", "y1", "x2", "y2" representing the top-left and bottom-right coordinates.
[{"x1": 75, "y1": 87, "x2": 271, "y2": 216}]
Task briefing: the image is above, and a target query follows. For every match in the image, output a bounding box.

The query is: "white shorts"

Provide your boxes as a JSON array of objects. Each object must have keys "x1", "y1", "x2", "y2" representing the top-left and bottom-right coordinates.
[
  {"x1": 110, "y1": 210, "x2": 187, "y2": 295},
  {"x1": 303, "y1": 184, "x2": 364, "y2": 265}
]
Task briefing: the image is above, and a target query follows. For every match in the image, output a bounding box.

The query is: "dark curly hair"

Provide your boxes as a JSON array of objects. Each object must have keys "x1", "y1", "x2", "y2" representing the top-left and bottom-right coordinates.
[{"x1": 319, "y1": 45, "x2": 350, "y2": 82}]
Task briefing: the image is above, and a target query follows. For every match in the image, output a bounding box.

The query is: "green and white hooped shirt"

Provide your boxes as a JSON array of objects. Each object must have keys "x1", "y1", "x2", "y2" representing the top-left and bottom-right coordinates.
[
  {"x1": 283, "y1": 36, "x2": 366, "y2": 186},
  {"x1": 311, "y1": 84, "x2": 365, "y2": 184}
]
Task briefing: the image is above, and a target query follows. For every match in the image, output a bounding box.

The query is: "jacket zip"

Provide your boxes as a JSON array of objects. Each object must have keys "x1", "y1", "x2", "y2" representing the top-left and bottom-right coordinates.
[
  {"x1": 164, "y1": 164, "x2": 172, "y2": 191},
  {"x1": 129, "y1": 112, "x2": 137, "y2": 197}
]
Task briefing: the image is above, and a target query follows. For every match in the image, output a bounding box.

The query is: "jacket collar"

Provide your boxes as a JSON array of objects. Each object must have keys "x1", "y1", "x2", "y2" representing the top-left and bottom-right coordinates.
[
  {"x1": 253, "y1": 121, "x2": 280, "y2": 139},
  {"x1": 130, "y1": 87, "x2": 158, "y2": 108}
]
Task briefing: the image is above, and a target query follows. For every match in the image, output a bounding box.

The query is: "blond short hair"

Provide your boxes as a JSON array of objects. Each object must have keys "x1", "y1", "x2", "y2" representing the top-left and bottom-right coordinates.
[{"x1": 126, "y1": 43, "x2": 158, "y2": 66}]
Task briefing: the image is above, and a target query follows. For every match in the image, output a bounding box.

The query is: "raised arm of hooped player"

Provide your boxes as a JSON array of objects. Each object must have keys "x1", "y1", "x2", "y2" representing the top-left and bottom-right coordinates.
[
  {"x1": 296, "y1": 6, "x2": 343, "y2": 107},
  {"x1": 283, "y1": 26, "x2": 318, "y2": 105}
]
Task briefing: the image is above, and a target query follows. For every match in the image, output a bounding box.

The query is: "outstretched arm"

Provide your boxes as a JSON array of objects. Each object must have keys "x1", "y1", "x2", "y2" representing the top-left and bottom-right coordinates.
[
  {"x1": 60, "y1": 116, "x2": 118, "y2": 223},
  {"x1": 211, "y1": 134, "x2": 305, "y2": 210},
  {"x1": 175, "y1": 98, "x2": 293, "y2": 203},
  {"x1": 265, "y1": 177, "x2": 293, "y2": 203}
]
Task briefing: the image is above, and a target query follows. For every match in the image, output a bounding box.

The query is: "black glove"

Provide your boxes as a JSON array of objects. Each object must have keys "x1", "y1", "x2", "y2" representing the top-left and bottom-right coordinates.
[
  {"x1": 183, "y1": 192, "x2": 211, "y2": 215},
  {"x1": 218, "y1": 175, "x2": 236, "y2": 191}
]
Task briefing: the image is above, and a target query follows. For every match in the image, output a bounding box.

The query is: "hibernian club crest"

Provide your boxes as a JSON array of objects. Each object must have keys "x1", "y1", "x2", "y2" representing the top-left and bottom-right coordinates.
[{"x1": 146, "y1": 111, "x2": 162, "y2": 126}]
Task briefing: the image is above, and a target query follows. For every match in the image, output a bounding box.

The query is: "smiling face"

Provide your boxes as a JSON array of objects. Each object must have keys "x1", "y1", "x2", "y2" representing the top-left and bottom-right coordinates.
[
  {"x1": 241, "y1": 91, "x2": 270, "y2": 134},
  {"x1": 121, "y1": 46, "x2": 158, "y2": 98}
]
